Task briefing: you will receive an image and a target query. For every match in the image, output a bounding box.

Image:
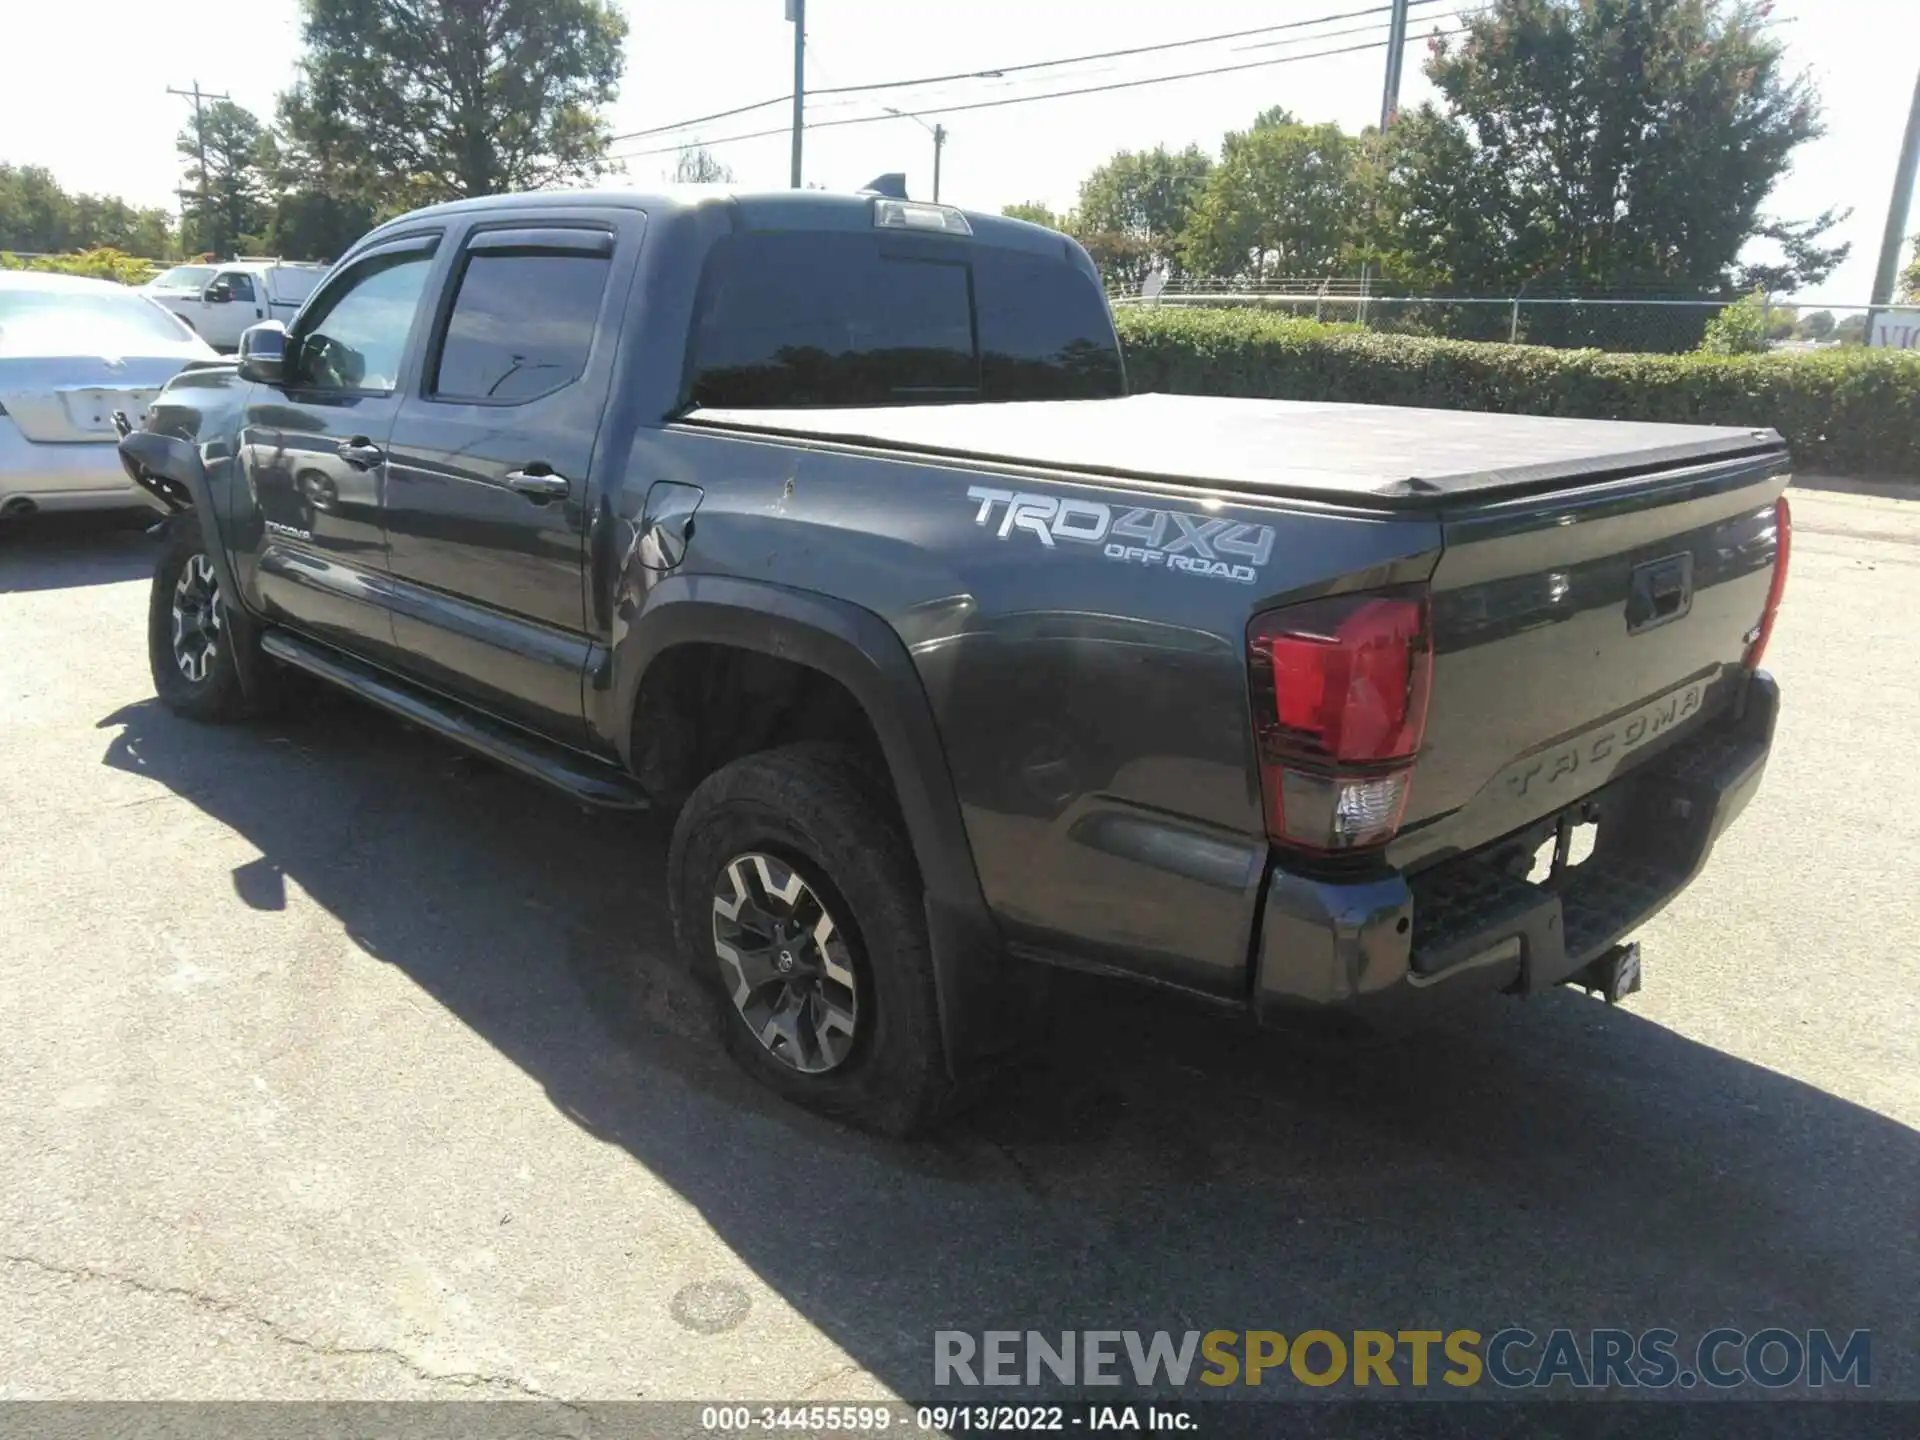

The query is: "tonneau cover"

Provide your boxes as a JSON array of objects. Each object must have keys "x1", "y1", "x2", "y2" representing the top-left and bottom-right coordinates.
[{"x1": 687, "y1": 393, "x2": 1784, "y2": 506}]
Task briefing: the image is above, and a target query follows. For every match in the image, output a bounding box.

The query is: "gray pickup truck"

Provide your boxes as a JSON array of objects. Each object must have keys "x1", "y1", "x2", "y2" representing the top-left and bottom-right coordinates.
[{"x1": 119, "y1": 184, "x2": 1790, "y2": 1134}]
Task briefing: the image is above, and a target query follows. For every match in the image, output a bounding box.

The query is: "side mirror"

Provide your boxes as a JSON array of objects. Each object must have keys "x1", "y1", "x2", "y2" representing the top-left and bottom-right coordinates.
[
  {"x1": 203, "y1": 282, "x2": 232, "y2": 304},
  {"x1": 237, "y1": 321, "x2": 291, "y2": 386}
]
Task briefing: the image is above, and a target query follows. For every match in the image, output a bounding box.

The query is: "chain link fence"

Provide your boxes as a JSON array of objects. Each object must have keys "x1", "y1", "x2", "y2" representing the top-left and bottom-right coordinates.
[{"x1": 1110, "y1": 279, "x2": 1887, "y2": 355}]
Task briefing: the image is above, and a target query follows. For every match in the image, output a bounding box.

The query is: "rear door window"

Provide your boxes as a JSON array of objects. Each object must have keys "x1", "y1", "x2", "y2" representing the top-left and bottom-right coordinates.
[
  {"x1": 686, "y1": 230, "x2": 1121, "y2": 408},
  {"x1": 428, "y1": 245, "x2": 612, "y2": 403}
]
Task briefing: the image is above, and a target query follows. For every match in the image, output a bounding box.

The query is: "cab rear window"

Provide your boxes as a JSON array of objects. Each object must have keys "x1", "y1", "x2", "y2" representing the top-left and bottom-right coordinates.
[{"x1": 685, "y1": 231, "x2": 1123, "y2": 408}]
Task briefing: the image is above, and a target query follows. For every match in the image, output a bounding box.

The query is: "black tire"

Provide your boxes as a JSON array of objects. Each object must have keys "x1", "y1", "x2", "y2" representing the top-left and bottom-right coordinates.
[
  {"x1": 667, "y1": 743, "x2": 955, "y2": 1137},
  {"x1": 147, "y1": 515, "x2": 272, "y2": 722}
]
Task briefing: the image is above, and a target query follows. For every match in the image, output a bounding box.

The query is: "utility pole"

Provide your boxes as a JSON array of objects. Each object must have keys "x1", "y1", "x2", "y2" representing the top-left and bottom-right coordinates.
[
  {"x1": 787, "y1": 0, "x2": 806, "y2": 188},
  {"x1": 1379, "y1": 0, "x2": 1411, "y2": 132},
  {"x1": 885, "y1": 107, "x2": 946, "y2": 201},
  {"x1": 167, "y1": 80, "x2": 230, "y2": 256},
  {"x1": 1866, "y1": 64, "x2": 1920, "y2": 340}
]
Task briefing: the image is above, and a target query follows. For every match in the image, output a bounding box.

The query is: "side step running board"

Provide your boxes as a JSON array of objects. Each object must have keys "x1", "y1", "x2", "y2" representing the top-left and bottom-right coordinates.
[{"x1": 260, "y1": 630, "x2": 650, "y2": 811}]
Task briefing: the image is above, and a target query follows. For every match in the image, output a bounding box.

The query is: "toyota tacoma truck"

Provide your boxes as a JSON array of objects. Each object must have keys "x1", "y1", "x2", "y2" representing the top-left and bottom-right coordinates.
[{"x1": 118, "y1": 185, "x2": 1790, "y2": 1135}]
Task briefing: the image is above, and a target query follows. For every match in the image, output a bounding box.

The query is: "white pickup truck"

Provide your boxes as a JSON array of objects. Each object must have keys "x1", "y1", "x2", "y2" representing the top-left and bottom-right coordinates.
[{"x1": 141, "y1": 260, "x2": 328, "y2": 350}]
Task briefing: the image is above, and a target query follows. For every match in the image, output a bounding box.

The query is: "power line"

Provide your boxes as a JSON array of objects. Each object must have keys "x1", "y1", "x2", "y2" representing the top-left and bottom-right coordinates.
[
  {"x1": 609, "y1": 0, "x2": 1450, "y2": 145},
  {"x1": 814, "y1": 0, "x2": 1451, "y2": 98},
  {"x1": 614, "y1": 28, "x2": 1465, "y2": 162},
  {"x1": 843, "y1": 13, "x2": 1442, "y2": 116}
]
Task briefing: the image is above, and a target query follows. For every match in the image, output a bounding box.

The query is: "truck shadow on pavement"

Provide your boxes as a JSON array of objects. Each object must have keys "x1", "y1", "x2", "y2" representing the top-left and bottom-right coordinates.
[{"x1": 97, "y1": 690, "x2": 1918, "y2": 1404}]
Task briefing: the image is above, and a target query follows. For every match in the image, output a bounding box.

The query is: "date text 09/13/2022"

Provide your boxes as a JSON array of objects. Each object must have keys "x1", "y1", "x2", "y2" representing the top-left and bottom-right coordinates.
[{"x1": 700, "y1": 1406, "x2": 1192, "y2": 1433}]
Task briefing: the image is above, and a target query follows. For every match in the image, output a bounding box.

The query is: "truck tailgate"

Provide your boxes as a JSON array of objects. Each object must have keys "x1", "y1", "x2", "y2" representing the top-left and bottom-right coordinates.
[{"x1": 1390, "y1": 451, "x2": 1790, "y2": 871}]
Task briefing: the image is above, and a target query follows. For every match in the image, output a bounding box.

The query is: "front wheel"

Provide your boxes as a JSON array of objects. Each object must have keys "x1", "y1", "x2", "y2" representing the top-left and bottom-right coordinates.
[
  {"x1": 147, "y1": 516, "x2": 267, "y2": 722},
  {"x1": 667, "y1": 744, "x2": 956, "y2": 1136}
]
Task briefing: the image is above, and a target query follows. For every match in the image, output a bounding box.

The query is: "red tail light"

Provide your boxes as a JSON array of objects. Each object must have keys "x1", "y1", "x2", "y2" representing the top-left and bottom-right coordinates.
[
  {"x1": 1743, "y1": 496, "x2": 1791, "y2": 670},
  {"x1": 1248, "y1": 588, "x2": 1433, "y2": 853}
]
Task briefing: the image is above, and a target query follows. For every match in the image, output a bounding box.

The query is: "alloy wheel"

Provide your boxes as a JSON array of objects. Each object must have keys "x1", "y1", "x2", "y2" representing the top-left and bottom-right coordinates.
[
  {"x1": 170, "y1": 553, "x2": 223, "y2": 683},
  {"x1": 711, "y1": 852, "x2": 861, "y2": 1074}
]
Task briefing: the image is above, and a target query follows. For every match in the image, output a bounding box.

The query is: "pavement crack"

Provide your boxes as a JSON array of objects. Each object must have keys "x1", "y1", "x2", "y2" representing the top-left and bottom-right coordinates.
[
  {"x1": 2, "y1": 1252, "x2": 585, "y2": 1409},
  {"x1": 797, "y1": 1360, "x2": 862, "y2": 1397}
]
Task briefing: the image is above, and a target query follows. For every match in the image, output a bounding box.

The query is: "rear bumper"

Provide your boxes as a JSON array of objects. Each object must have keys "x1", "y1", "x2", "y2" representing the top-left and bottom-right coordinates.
[
  {"x1": 1253, "y1": 671, "x2": 1779, "y2": 1031},
  {"x1": 1, "y1": 422, "x2": 162, "y2": 513}
]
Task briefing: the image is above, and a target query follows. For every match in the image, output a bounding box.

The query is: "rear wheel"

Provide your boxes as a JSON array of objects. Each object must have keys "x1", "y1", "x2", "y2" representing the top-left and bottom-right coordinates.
[
  {"x1": 668, "y1": 744, "x2": 955, "y2": 1136},
  {"x1": 147, "y1": 516, "x2": 271, "y2": 722}
]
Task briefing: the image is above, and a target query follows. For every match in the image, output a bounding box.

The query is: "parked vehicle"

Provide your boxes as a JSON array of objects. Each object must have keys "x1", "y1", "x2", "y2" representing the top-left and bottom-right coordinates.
[
  {"x1": 119, "y1": 187, "x2": 1790, "y2": 1135},
  {"x1": 142, "y1": 259, "x2": 328, "y2": 351},
  {"x1": 0, "y1": 270, "x2": 220, "y2": 519},
  {"x1": 143, "y1": 263, "x2": 219, "y2": 299}
]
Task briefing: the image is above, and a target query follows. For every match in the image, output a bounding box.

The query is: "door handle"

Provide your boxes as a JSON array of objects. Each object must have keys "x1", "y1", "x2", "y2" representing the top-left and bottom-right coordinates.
[
  {"x1": 335, "y1": 437, "x2": 384, "y2": 469},
  {"x1": 506, "y1": 467, "x2": 572, "y2": 502}
]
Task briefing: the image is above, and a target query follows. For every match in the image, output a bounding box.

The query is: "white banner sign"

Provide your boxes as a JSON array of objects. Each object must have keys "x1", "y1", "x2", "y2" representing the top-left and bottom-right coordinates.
[{"x1": 1869, "y1": 307, "x2": 1920, "y2": 349}]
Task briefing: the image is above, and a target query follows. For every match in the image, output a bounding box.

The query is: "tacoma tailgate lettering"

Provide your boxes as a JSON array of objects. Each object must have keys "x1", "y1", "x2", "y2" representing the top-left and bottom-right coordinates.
[{"x1": 1500, "y1": 681, "x2": 1707, "y2": 801}]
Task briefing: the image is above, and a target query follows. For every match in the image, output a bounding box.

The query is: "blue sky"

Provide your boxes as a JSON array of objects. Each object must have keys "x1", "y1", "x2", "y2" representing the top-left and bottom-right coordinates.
[{"x1": 5, "y1": 0, "x2": 1913, "y2": 302}]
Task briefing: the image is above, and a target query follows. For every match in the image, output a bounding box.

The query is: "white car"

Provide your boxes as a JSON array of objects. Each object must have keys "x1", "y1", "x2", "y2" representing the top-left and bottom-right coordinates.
[
  {"x1": 142, "y1": 259, "x2": 329, "y2": 350},
  {"x1": 0, "y1": 271, "x2": 221, "y2": 518}
]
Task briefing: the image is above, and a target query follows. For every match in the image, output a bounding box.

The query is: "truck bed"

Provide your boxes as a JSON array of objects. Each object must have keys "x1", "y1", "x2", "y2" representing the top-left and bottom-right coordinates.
[{"x1": 687, "y1": 393, "x2": 1786, "y2": 507}]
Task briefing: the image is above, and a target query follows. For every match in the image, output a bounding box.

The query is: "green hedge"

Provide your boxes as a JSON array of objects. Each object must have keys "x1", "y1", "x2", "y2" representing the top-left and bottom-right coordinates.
[
  {"x1": 0, "y1": 247, "x2": 162, "y2": 285},
  {"x1": 1113, "y1": 306, "x2": 1920, "y2": 478}
]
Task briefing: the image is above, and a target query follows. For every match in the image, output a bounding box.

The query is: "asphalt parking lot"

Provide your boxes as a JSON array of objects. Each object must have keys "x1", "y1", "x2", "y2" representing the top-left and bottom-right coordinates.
[{"x1": 1, "y1": 483, "x2": 1915, "y2": 1406}]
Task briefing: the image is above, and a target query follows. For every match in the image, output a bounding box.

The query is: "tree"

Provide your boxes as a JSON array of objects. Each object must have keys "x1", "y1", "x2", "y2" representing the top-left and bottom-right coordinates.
[
  {"x1": 179, "y1": 99, "x2": 274, "y2": 258},
  {"x1": 672, "y1": 146, "x2": 733, "y2": 184},
  {"x1": 1412, "y1": 0, "x2": 1845, "y2": 299},
  {"x1": 1903, "y1": 237, "x2": 1920, "y2": 303},
  {"x1": 1367, "y1": 107, "x2": 1506, "y2": 294},
  {"x1": 1832, "y1": 312, "x2": 1869, "y2": 346},
  {"x1": 1180, "y1": 117, "x2": 1360, "y2": 281},
  {"x1": 267, "y1": 69, "x2": 379, "y2": 260},
  {"x1": 261, "y1": 189, "x2": 373, "y2": 263},
  {"x1": 1072, "y1": 145, "x2": 1212, "y2": 284},
  {"x1": 0, "y1": 164, "x2": 175, "y2": 258},
  {"x1": 278, "y1": 0, "x2": 627, "y2": 214},
  {"x1": 1002, "y1": 202, "x2": 1063, "y2": 229},
  {"x1": 1698, "y1": 291, "x2": 1771, "y2": 354},
  {"x1": 0, "y1": 165, "x2": 67, "y2": 252},
  {"x1": 1793, "y1": 309, "x2": 1835, "y2": 341}
]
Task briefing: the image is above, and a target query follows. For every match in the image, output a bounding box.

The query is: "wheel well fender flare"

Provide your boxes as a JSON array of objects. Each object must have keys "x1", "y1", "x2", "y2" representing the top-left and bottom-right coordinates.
[
  {"x1": 118, "y1": 431, "x2": 241, "y2": 600},
  {"x1": 122, "y1": 430, "x2": 277, "y2": 703},
  {"x1": 615, "y1": 575, "x2": 1012, "y2": 1077},
  {"x1": 616, "y1": 575, "x2": 983, "y2": 918}
]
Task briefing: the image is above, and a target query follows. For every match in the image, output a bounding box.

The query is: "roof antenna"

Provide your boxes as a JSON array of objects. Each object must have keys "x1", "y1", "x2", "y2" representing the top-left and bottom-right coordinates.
[{"x1": 858, "y1": 173, "x2": 909, "y2": 199}]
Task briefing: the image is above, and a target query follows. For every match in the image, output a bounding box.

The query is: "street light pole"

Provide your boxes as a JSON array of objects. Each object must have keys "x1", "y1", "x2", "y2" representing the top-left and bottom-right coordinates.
[
  {"x1": 787, "y1": 0, "x2": 806, "y2": 188},
  {"x1": 1867, "y1": 64, "x2": 1920, "y2": 337},
  {"x1": 886, "y1": 107, "x2": 947, "y2": 202}
]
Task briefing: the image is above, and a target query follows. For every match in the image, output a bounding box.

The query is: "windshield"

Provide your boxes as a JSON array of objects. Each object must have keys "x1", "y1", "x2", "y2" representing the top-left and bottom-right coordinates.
[
  {"x1": 686, "y1": 231, "x2": 1125, "y2": 408},
  {"x1": 0, "y1": 287, "x2": 199, "y2": 356},
  {"x1": 149, "y1": 265, "x2": 216, "y2": 292}
]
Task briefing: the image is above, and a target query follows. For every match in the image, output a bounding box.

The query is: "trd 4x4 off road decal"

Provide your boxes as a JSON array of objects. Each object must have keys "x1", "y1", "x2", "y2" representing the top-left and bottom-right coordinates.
[{"x1": 965, "y1": 486, "x2": 1275, "y2": 585}]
